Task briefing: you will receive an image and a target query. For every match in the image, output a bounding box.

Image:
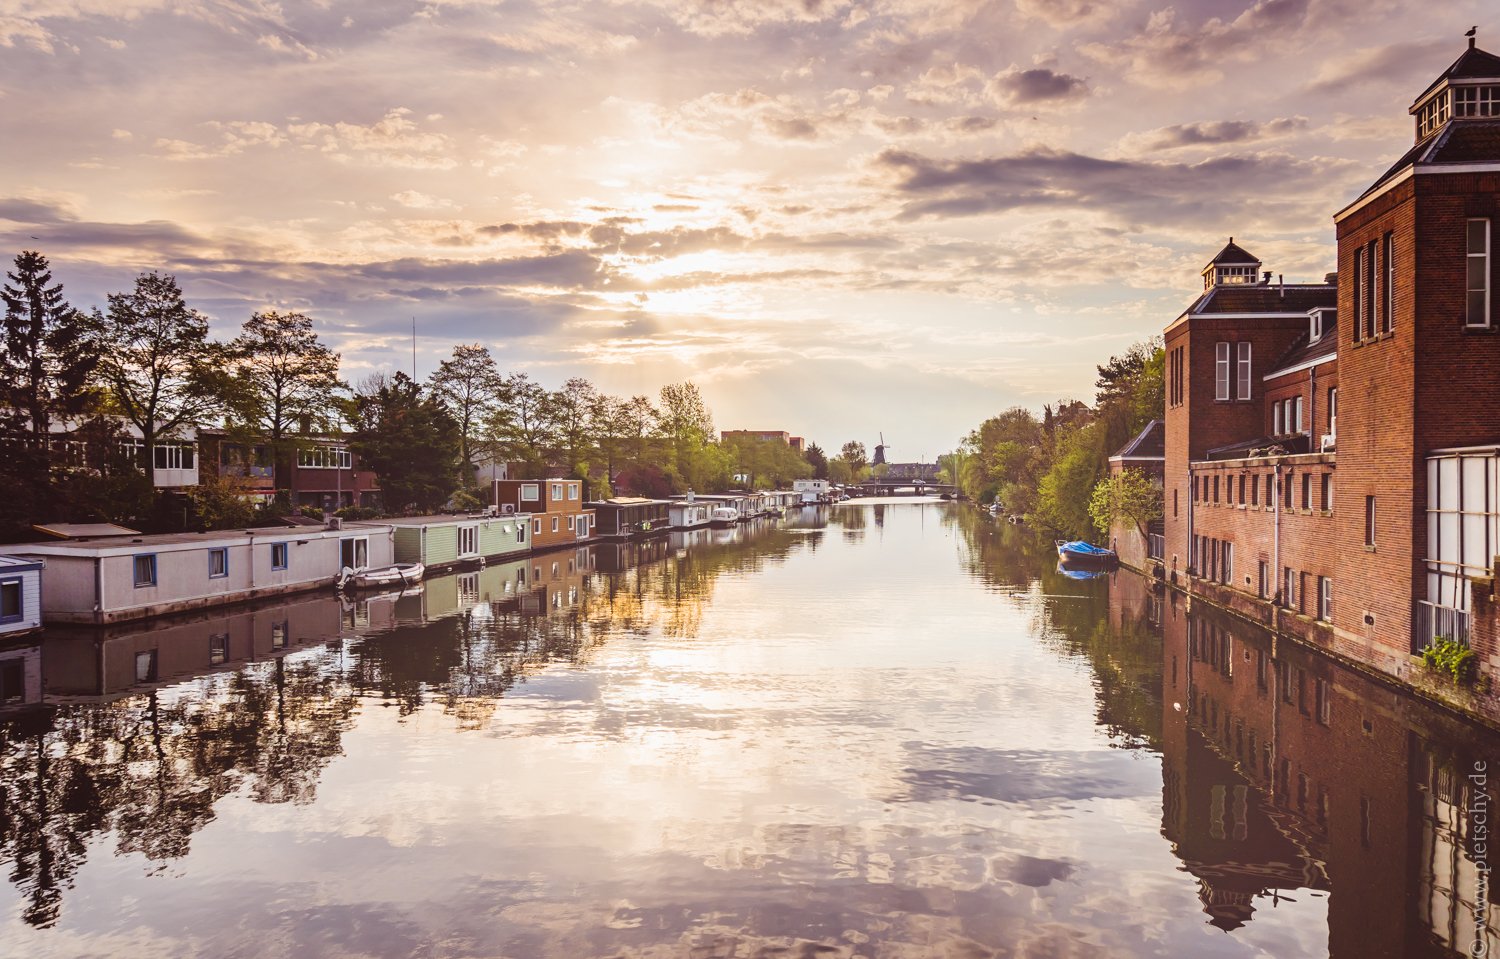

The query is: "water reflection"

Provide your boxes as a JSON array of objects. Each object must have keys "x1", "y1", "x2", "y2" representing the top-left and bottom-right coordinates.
[{"x1": 0, "y1": 501, "x2": 1495, "y2": 957}]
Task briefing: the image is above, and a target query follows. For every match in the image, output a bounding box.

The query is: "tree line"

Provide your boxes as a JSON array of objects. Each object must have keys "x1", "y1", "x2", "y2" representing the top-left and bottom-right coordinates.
[
  {"x1": 939, "y1": 339, "x2": 1165, "y2": 538},
  {"x1": 0, "y1": 250, "x2": 850, "y2": 536}
]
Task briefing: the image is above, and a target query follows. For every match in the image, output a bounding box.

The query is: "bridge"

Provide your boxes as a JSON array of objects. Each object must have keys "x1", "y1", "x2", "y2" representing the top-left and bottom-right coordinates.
[{"x1": 848, "y1": 481, "x2": 960, "y2": 497}]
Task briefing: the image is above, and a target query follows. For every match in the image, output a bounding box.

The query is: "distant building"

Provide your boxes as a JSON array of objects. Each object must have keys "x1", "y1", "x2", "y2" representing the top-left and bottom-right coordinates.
[
  {"x1": 721, "y1": 430, "x2": 805, "y2": 452},
  {"x1": 1106, "y1": 420, "x2": 1164, "y2": 571}
]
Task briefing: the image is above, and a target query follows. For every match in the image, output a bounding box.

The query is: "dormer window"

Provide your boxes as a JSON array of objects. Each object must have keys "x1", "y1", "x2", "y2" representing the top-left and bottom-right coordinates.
[
  {"x1": 1417, "y1": 92, "x2": 1451, "y2": 139},
  {"x1": 1310, "y1": 309, "x2": 1324, "y2": 343}
]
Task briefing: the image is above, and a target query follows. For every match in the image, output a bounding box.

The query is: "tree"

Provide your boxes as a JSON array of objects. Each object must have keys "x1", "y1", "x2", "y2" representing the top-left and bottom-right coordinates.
[
  {"x1": 226, "y1": 310, "x2": 345, "y2": 494},
  {"x1": 348, "y1": 372, "x2": 461, "y2": 513},
  {"x1": 656, "y1": 382, "x2": 718, "y2": 491},
  {"x1": 549, "y1": 377, "x2": 599, "y2": 478},
  {"x1": 620, "y1": 395, "x2": 656, "y2": 465},
  {"x1": 428, "y1": 344, "x2": 504, "y2": 484},
  {"x1": 1, "y1": 251, "x2": 100, "y2": 440},
  {"x1": 804, "y1": 442, "x2": 828, "y2": 480},
  {"x1": 839, "y1": 440, "x2": 868, "y2": 481},
  {"x1": 1088, "y1": 468, "x2": 1164, "y2": 539},
  {"x1": 97, "y1": 272, "x2": 220, "y2": 479},
  {"x1": 485, "y1": 372, "x2": 554, "y2": 476}
]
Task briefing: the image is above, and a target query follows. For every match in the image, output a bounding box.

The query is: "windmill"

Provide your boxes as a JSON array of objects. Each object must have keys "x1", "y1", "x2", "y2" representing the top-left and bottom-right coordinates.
[{"x1": 873, "y1": 432, "x2": 889, "y2": 467}]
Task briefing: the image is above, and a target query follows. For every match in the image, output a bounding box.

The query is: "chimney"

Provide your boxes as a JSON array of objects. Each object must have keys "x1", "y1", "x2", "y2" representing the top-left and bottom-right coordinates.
[
  {"x1": 1278, "y1": 273, "x2": 1284, "y2": 297},
  {"x1": 1324, "y1": 272, "x2": 1338, "y2": 285},
  {"x1": 1262, "y1": 270, "x2": 1273, "y2": 284}
]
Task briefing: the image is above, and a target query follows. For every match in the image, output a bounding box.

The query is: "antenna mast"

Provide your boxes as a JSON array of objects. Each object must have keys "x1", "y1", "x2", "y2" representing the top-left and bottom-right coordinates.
[{"x1": 411, "y1": 316, "x2": 417, "y2": 380}]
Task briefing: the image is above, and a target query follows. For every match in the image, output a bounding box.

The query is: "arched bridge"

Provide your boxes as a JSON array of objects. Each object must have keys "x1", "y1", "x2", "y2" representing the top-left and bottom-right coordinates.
[{"x1": 849, "y1": 481, "x2": 960, "y2": 497}]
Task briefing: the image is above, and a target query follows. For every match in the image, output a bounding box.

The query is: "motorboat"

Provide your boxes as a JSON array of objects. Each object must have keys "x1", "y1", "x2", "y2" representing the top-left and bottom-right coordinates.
[
  {"x1": 1056, "y1": 540, "x2": 1117, "y2": 567},
  {"x1": 338, "y1": 562, "x2": 425, "y2": 589},
  {"x1": 1057, "y1": 564, "x2": 1107, "y2": 581},
  {"x1": 709, "y1": 506, "x2": 740, "y2": 528}
]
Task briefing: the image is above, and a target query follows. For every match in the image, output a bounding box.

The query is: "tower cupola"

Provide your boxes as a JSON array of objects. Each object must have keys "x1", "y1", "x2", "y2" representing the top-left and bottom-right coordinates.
[
  {"x1": 1410, "y1": 31, "x2": 1500, "y2": 143},
  {"x1": 1201, "y1": 238, "x2": 1262, "y2": 291}
]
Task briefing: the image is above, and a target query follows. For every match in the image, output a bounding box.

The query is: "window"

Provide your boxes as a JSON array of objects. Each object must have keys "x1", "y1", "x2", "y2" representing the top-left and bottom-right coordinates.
[
  {"x1": 1193, "y1": 476, "x2": 1200, "y2": 502},
  {"x1": 271, "y1": 620, "x2": 288, "y2": 650},
  {"x1": 521, "y1": 483, "x2": 540, "y2": 502},
  {"x1": 1173, "y1": 488, "x2": 1178, "y2": 517},
  {"x1": 1236, "y1": 343, "x2": 1251, "y2": 400},
  {"x1": 1468, "y1": 218, "x2": 1490, "y2": 327},
  {"x1": 516, "y1": 524, "x2": 527, "y2": 543},
  {"x1": 1265, "y1": 473, "x2": 1274, "y2": 507},
  {"x1": 1454, "y1": 85, "x2": 1500, "y2": 117},
  {"x1": 1321, "y1": 473, "x2": 1332, "y2": 511},
  {"x1": 208, "y1": 547, "x2": 228, "y2": 578},
  {"x1": 1301, "y1": 473, "x2": 1311, "y2": 511},
  {"x1": 1365, "y1": 496, "x2": 1376, "y2": 547},
  {"x1": 551, "y1": 483, "x2": 564, "y2": 500},
  {"x1": 153, "y1": 443, "x2": 196, "y2": 470},
  {"x1": 1284, "y1": 566, "x2": 1297, "y2": 608},
  {"x1": 1292, "y1": 396, "x2": 1304, "y2": 434},
  {"x1": 1213, "y1": 475, "x2": 1220, "y2": 504},
  {"x1": 1169, "y1": 347, "x2": 1185, "y2": 407},
  {"x1": 1318, "y1": 576, "x2": 1332, "y2": 622},
  {"x1": 1258, "y1": 561, "x2": 1271, "y2": 599},
  {"x1": 1283, "y1": 472, "x2": 1294, "y2": 509},
  {"x1": 1327, "y1": 387, "x2": 1337, "y2": 438},
  {"x1": 459, "y1": 525, "x2": 478, "y2": 556},
  {"x1": 532, "y1": 518, "x2": 541, "y2": 534},
  {"x1": 210, "y1": 633, "x2": 229, "y2": 665},
  {"x1": 133, "y1": 553, "x2": 157, "y2": 587},
  {"x1": 296, "y1": 446, "x2": 351, "y2": 469},
  {"x1": 1215, "y1": 342, "x2": 1231, "y2": 400},
  {"x1": 1273, "y1": 400, "x2": 1283, "y2": 436},
  {"x1": 568, "y1": 484, "x2": 579, "y2": 500},
  {"x1": 1250, "y1": 474, "x2": 1259, "y2": 505},
  {"x1": 566, "y1": 515, "x2": 575, "y2": 533},
  {"x1": 1310, "y1": 309, "x2": 1323, "y2": 342},
  {"x1": 1238, "y1": 474, "x2": 1246, "y2": 506},
  {"x1": 340, "y1": 537, "x2": 369, "y2": 570},
  {"x1": 1382, "y1": 232, "x2": 1395, "y2": 333},
  {"x1": 0, "y1": 659, "x2": 23, "y2": 705},
  {"x1": 271, "y1": 542, "x2": 288, "y2": 570},
  {"x1": 0, "y1": 579, "x2": 21, "y2": 623},
  {"x1": 1366, "y1": 239, "x2": 1378, "y2": 340},
  {"x1": 1221, "y1": 541, "x2": 1232, "y2": 585},
  {"x1": 1352, "y1": 246, "x2": 1364, "y2": 340},
  {"x1": 551, "y1": 516, "x2": 559, "y2": 532}
]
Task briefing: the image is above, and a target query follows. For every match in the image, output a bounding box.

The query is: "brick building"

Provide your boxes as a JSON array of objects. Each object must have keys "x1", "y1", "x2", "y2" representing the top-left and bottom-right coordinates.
[
  {"x1": 493, "y1": 478, "x2": 596, "y2": 551},
  {"x1": 1164, "y1": 40, "x2": 1500, "y2": 704},
  {"x1": 1105, "y1": 419, "x2": 1165, "y2": 571}
]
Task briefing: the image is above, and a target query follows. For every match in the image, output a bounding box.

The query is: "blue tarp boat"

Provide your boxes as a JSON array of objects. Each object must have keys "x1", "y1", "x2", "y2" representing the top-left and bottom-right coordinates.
[
  {"x1": 1056, "y1": 540, "x2": 1117, "y2": 566},
  {"x1": 1057, "y1": 564, "x2": 1106, "y2": 580}
]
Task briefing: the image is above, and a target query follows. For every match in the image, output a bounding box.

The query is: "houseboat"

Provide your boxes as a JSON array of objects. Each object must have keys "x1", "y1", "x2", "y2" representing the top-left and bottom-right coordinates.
[
  {"x1": 385, "y1": 513, "x2": 532, "y2": 571},
  {"x1": 793, "y1": 478, "x2": 832, "y2": 504},
  {"x1": 670, "y1": 498, "x2": 713, "y2": 530},
  {"x1": 586, "y1": 497, "x2": 673, "y2": 539},
  {"x1": 494, "y1": 478, "x2": 596, "y2": 552},
  {"x1": 0, "y1": 555, "x2": 44, "y2": 639},
  {"x1": 15, "y1": 523, "x2": 397, "y2": 624}
]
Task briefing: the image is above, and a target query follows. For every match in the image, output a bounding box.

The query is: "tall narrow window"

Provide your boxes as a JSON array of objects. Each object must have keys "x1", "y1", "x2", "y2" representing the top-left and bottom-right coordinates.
[
  {"x1": 1236, "y1": 343, "x2": 1252, "y2": 400},
  {"x1": 1321, "y1": 473, "x2": 1332, "y2": 511},
  {"x1": 1468, "y1": 218, "x2": 1490, "y2": 328},
  {"x1": 1327, "y1": 387, "x2": 1337, "y2": 438},
  {"x1": 1215, "y1": 342, "x2": 1231, "y2": 400},
  {"x1": 1365, "y1": 496, "x2": 1376, "y2": 547},
  {"x1": 1273, "y1": 400, "x2": 1283, "y2": 436},
  {"x1": 1318, "y1": 577, "x2": 1332, "y2": 622},
  {"x1": 1293, "y1": 396, "x2": 1304, "y2": 433},
  {"x1": 1383, "y1": 232, "x2": 1395, "y2": 333},
  {"x1": 1366, "y1": 239, "x2": 1378, "y2": 339},
  {"x1": 1301, "y1": 473, "x2": 1312, "y2": 510},
  {"x1": 1352, "y1": 246, "x2": 1364, "y2": 341}
]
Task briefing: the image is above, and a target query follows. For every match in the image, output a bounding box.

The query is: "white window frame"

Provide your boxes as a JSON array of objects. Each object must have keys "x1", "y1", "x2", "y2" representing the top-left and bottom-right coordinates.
[
  {"x1": 1214, "y1": 342, "x2": 1230, "y2": 401},
  {"x1": 521, "y1": 483, "x2": 540, "y2": 502},
  {"x1": 153, "y1": 443, "x2": 196, "y2": 471},
  {"x1": 1310, "y1": 309, "x2": 1323, "y2": 343},
  {"x1": 568, "y1": 483, "x2": 579, "y2": 500},
  {"x1": 1383, "y1": 233, "x2": 1395, "y2": 333},
  {"x1": 1353, "y1": 246, "x2": 1364, "y2": 339},
  {"x1": 340, "y1": 536, "x2": 369, "y2": 570},
  {"x1": 532, "y1": 518, "x2": 541, "y2": 534},
  {"x1": 1273, "y1": 400, "x2": 1283, "y2": 436},
  {"x1": 551, "y1": 516, "x2": 559, "y2": 533},
  {"x1": 1293, "y1": 396, "x2": 1304, "y2": 434},
  {"x1": 1318, "y1": 576, "x2": 1332, "y2": 622},
  {"x1": 1468, "y1": 218, "x2": 1490, "y2": 328},
  {"x1": 1236, "y1": 342, "x2": 1251, "y2": 400},
  {"x1": 297, "y1": 446, "x2": 351, "y2": 469},
  {"x1": 208, "y1": 547, "x2": 229, "y2": 579},
  {"x1": 551, "y1": 483, "x2": 564, "y2": 500},
  {"x1": 459, "y1": 524, "x2": 479, "y2": 557}
]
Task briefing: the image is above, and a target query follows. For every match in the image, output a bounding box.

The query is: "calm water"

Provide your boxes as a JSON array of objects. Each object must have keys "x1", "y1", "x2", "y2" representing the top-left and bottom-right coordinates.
[{"x1": 1, "y1": 500, "x2": 1497, "y2": 958}]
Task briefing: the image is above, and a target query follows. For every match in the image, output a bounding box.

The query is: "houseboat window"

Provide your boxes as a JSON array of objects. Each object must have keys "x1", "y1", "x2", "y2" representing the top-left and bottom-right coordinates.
[
  {"x1": 568, "y1": 483, "x2": 579, "y2": 500},
  {"x1": 1468, "y1": 218, "x2": 1490, "y2": 327},
  {"x1": 271, "y1": 542, "x2": 289, "y2": 570},
  {"x1": 209, "y1": 547, "x2": 229, "y2": 578},
  {"x1": 1318, "y1": 577, "x2": 1332, "y2": 622},
  {"x1": 210, "y1": 633, "x2": 229, "y2": 665},
  {"x1": 340, "y1": 537, "x2": 369, "y2": 570},
  {"x1": 272, "y1": 621, "x2": 288, "y2": 649},
  {"x1": 153, "y1": 443, "x2": 196, "y2": 470},
  {"x1": 517, "y1": 524, "x2": 527, "y2": 543},
  {"x1": 1365, "y1": 496, "x2": 1376, "y2": 547},
  {"x1": 133, "y1": 554, "x2": 157, "y2": 588},
  {"x1": 0, "y1": 579, "x2": 21, "y2": 622},
  {"x1": 566, "y1": 515, "x2": 575, "y2": 533},
  {"x1": 521, "y1": 484, "x2": 539, "y2": 501},
  {"x1": 533, "y1": 518, "x2": 541, "y2": 534},
  {"x1": 135, "y1": 650, "x2": 158, "y2": 683},
  {"x1": 551, "y1": 516, "x2": 559, "y2": 532},
  {"x1": 459, "y1": 525, "x2": 478, "y2": 556},
  {"x1": 1382, "y1": 232, "x2": 1395, "y2": 333},
  {"x1": 551, "y1": 483, "x2": 564, "y2": 500},
  {"x1": 1236, "y1": 342, "x2": 1251, "y2": 400},
  {"x1": 1214, "y1": 342, "x2": 1230, "y2": 401}
]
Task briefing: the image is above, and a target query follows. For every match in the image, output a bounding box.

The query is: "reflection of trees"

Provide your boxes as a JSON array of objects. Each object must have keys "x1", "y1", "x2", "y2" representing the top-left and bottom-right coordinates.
[{"x1": 0, "y1": 653, "x2": 357, "y2": 927}]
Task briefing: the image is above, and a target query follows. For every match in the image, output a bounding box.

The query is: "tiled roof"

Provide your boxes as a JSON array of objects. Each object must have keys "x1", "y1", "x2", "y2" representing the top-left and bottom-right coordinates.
[
  {"x1": 1111, "y1": 419, "x2": 1164, "y2": 460},
  {"x1": 1204, "y1": 433, "x2": 1312, "y2": 461},
  {"x1": 1265, "y1": 315, "x2": 1338, "y2": 378},
  {"x1": 1184, "y1": 284, "x2": 1336, "y2": 316},
  {"x1": 1207, "y1": 238, "x2": 1260, "y2": 265},
  {"x1": 1414, "y1": 44, "x2": 1500, "y2": 105},
  {"x1": 1428, "y1": 120, "x2": 1500, "y2": 161}
]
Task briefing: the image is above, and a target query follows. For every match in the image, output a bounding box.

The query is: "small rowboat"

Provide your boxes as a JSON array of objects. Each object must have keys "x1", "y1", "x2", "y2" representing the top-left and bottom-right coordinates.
[
  {"x1": 339, "y1": 562, "x2": 425, "y2": 589},
  {"x1": 1056, "y1": 540, "x2": 1117, "y2": 566}
]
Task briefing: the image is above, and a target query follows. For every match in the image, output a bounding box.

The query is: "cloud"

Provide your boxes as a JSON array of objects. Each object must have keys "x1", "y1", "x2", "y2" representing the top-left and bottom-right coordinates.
[
  {"x1": 1305, "y1": 38, "x2": 1451, "y2": 93},
  {"x1": 1014, "y1": 0, "x2": 1119, "y2": 28},
  {"x1": 987, "y1": 65, "x2": 1090, "y2": 105},
  {"x1": 1119, "y1": 116, "x2": 1309, "y2": 152}
]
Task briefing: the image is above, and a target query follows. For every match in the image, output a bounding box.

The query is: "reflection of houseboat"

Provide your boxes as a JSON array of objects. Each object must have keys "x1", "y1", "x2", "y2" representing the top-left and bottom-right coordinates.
[
  {"x1": 16, "y1": 523, "x2": 397, "y2": 624},
  {"x1": 0, "y1": 643, "x2": 42, "y2": 713},
  {"x1": 385, "y1": 513, "x2": 532, "y2": 571},
  {"x1": 586, "y1": 497, "x2": 673, "y2": 539}
]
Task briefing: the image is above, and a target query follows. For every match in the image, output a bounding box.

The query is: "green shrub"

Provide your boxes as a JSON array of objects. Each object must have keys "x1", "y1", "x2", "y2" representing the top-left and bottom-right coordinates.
[
  {"x1": 335, "y1": 506, "x2": 381, "y2": 521},
  {"x1": 1422, "y1": 635, "x2": 1477, "y2": 685},
  {"x1": 450, "y1": 489, "x2": 484, "y2": 513}
]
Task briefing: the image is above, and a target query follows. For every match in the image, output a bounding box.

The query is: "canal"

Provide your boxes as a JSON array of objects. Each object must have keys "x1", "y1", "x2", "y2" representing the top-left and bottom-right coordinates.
[{"x1": 0, "y1": 500, "x2": 1495, "y2": 958}]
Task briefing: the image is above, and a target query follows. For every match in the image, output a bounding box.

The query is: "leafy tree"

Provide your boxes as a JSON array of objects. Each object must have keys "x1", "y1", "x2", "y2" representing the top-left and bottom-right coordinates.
[
  {"x1": 549, "y1": 377, "x2": 599, "y2": 477},
  {"x1": 620, "y1": 394, "x2": 657, "y2": 465},
  {"x1": 97, "y1": 272, "x2": 220, "y2": 478},
  {"x1": 348, "y1": 372, "x2": 460, "y2": 513},
  {"x1": 804, "y1": 442, "x2": 828, "y2": 480},
  {"x1": 1088, "y1": 468, "x2": 1164, "y2": 538},
  {"x1": 839, "y1": 440, "x2": 868, "y2": 481},
  {"x1": 656, "y1": 382, "x2": 719, "y2": 491},
  {"x1": 428, "y1": 344, "x2": 504, "y2": 483},
  {"x1": 485, "y1": 372, "x2": 554, "y2": 476},
  {"x1": 1, "y1": 251, "x2": 100, "y2": 440},
  {"x1": 225, "y1": 310, "x2": 345, "y2": 493}
]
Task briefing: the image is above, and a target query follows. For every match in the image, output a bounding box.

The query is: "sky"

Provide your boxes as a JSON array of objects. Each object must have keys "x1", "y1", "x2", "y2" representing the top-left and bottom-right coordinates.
[{"x1": 0, "y1": 1, "x2": 1488, "y2": 458}]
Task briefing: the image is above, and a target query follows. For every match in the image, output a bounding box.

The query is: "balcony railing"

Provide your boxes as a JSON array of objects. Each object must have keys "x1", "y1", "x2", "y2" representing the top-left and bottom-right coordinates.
[{"x1": 1412, "y1": 600, "x2": 1471, "y2": 654}]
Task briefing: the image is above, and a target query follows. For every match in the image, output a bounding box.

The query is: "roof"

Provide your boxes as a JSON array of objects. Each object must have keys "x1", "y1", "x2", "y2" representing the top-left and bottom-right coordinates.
[
  {"x1": 1111, "y1": 420, "x2": 1164, "y2": 460},
  {"x1": 1413, "y1": 42, "x2": 1500, "y2": 106},
  {"x1": 585, "y1": 497, "x2": 670, "y2": 507},
  {"x1": 12, "y1": 523, "x2": 392, "y2": 555},
  {"x1": 31, "y1": 522, "x2": 141, "y2": 539},
  {"x1": 1183, "y1": 284, "x2": 1337, "y2": 317},
  {"x1": 1206, "y1": 238, "x2": 1260, "y2": 266},
  {"x1": 0, "y1": 555, "x2": 44, "y2": 572},
  {"x1": 1265, "y1": 316, "x2": 1338, "y2": 379},
  {"x1": 1204, "y1": 434, "x2": 1312, "y2": 461},
  {"x1": 383, "y1": 513, "x2": 531, "y2": 527}
]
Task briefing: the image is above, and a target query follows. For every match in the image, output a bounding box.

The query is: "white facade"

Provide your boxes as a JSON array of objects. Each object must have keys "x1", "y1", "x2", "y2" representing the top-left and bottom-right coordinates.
[{"x1": 0, "y1": 556, "x2": 43, "y2": 637}]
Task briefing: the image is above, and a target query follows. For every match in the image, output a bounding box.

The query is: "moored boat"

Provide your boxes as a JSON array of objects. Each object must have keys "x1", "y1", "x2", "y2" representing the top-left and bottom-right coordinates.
[
  {"x1": 339, "y1": 562, "x2": 425, "y2": 589},
  {"x1": 709, "y1": 506, "x2": 740, "y2": 528},
  {"x1": 1055, "y1": 540, "x2": 1116, "y2": 566}
]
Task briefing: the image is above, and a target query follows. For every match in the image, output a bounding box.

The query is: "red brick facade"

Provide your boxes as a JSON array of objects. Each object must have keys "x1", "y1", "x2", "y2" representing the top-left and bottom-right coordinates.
[{"x1": 494, "y1": 479, "x2": 596, "y2": 551}]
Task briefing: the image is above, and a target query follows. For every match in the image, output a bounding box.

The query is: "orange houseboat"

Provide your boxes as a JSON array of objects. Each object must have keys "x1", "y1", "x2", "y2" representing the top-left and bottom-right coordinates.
[{"x1": 493, "y1": 479, "x2": 596, "y2": 551}]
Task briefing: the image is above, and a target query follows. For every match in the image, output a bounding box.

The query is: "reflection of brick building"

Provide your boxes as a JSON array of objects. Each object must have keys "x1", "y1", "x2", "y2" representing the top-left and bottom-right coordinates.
[{"x1": 1164, "y1": 41, "x2": 1500, "y2": 704}]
